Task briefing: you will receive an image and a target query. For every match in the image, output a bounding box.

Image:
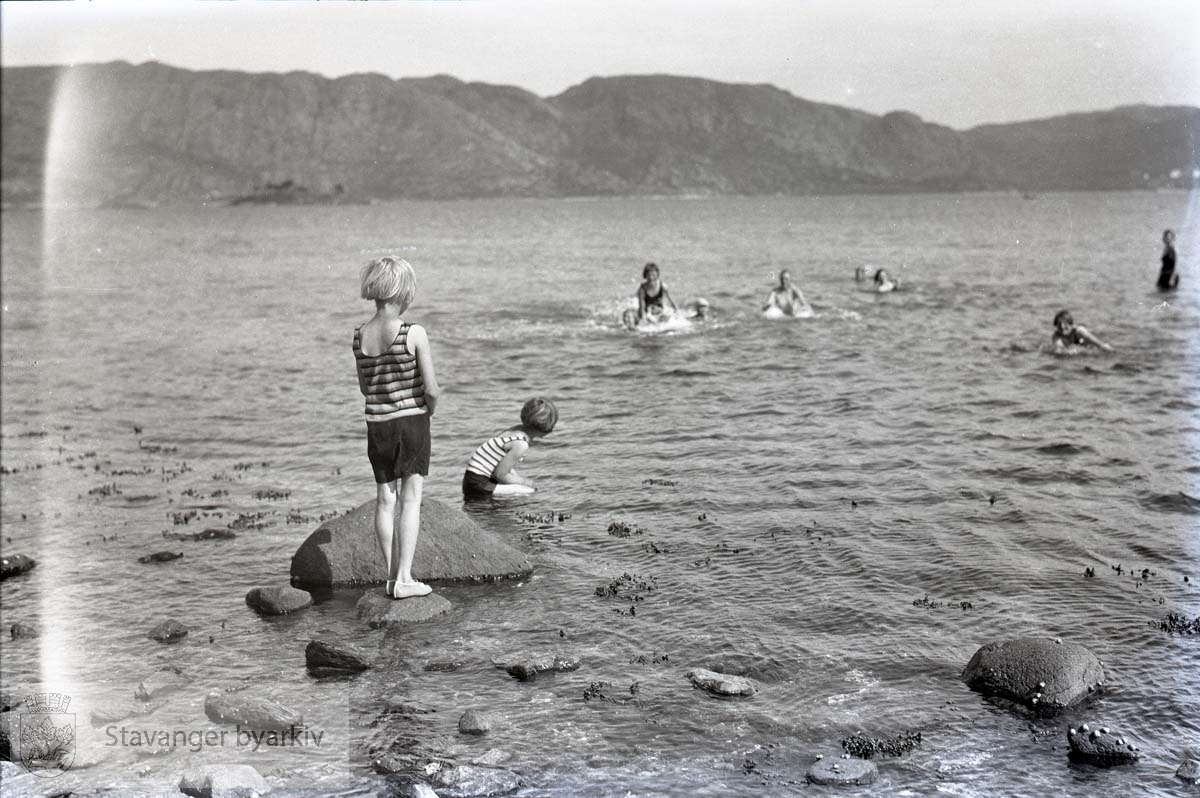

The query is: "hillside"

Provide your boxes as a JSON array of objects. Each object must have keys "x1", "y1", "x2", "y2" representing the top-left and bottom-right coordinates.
[{"x1": 1, "y1": 61, "x2": 1196, "y2": 206}]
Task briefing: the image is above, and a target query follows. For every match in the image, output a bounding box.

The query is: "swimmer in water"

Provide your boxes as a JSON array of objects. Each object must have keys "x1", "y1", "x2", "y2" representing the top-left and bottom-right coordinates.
[
  {"x1": 763, "y1": 269, "x2": 810, "y2": 316},
  {"x1": 1157, "y1": 229, "x2": 1179, "y2": 291},
  {"x1": 1051, "y1": 309, "x2": 1113, "y2": 353},
  {"x1": 854, "y1": 265, "x2": 867, "y2": 283},
  {"x1": 873, "y1": 268, "x2": 899, "y2": 293},
  {"x1": 685, "y1": 297, "x2": 711, "y2": 320},
  {"x1": 623, "y1": 262, "x2": 678, "y2": 328}
]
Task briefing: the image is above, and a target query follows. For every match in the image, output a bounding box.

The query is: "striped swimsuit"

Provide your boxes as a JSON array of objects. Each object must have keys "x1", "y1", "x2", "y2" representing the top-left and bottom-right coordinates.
[
  {"x1": 353, "y1": 323, "x2": 427, "y2": 421},
  {"x1": 466, "y1": 431, "x2": 529, "y2": 478}
]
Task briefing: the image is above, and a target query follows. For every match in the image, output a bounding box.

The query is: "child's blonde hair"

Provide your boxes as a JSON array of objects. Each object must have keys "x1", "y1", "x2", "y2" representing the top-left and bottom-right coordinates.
[
  {"x1": 360, "y1": 256, "x2": 416, "y2": 312},
  {"x1": 521, "y1": 397, "x2": 558, "y2": 434}
]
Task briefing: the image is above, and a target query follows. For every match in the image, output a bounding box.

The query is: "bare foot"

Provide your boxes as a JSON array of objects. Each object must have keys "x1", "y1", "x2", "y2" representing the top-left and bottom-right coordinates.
[{"x1": 391, "y1": 581, "x2": 432, "y2": 599}]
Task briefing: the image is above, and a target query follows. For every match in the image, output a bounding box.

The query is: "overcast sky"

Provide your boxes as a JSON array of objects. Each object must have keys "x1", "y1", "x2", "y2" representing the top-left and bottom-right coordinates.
[{"x1": 2, "y1": 0, "x2": 1197, "y2": 129}]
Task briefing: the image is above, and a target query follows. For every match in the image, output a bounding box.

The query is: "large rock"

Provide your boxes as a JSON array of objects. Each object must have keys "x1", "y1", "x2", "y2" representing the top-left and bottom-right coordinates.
[
  {"x1": 458, "y1": 709, "x2": 492, "y2": 736},
  {"x1": 148, "y1": 619, "x2": 189, "y2": 643},
  {"x1": 305, "y1": 640, "x2": 373, "y2": 671},
  {"x1": 0, "y1": 554, "x2": 36, "y2": 581},
  {"x1": 806, "y1": 756, "x2": 878, "y2": 786},
  {"x1": 1066, "y1": 723, "x2": 1140, "y2": 766},
  {"x1": 204, "y1": 691, "x2": 302, "y2": 731},
  {"x1": 430, "y1": 764, "x2": 520, "y2": 798},
  {"x1": 180, "y1": 764, "x2": 271, "y2": 798},
  {"x1": 1177, "y1": 758, "x2": 1200, "y2": 784},
  {"x1": 356, "y1": 591, "x2": 452, "y2": 627},
  {"x1": 491, "y1": 653, "x2": 581, "y2": 681},
  {"x1": 686, "y1": 668, "x2": 757, "y2": 697},
  {"x1": 962, "y1": 638, "x2": 1103, "y2": 710},
  {"x1": 290, "y1": 498, "x2": 532, "y2": 586},
  {"x1": 245, "y1": 585, "x2": 312, "y2": 615}
]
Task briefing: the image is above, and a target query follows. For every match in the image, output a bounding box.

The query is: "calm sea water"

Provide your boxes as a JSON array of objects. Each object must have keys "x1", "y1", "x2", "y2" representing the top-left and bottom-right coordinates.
[{"x1": 1, "y1": 193, "x2": 1198, "y2": 797}]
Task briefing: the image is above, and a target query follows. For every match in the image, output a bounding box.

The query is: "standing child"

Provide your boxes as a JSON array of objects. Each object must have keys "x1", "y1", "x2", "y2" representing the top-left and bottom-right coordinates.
[
  {"x1": 353, "y1": 256, "x2": 441, "y2": 599},
  {"x1": 462, "y1": 398, "x2": 558, "y2": 498},
  {"x1": 1157, "y1": 229, "x2": 1179, "y2": 290},
  {"x1": 1051, "y1": 309, "x2": 1113, "y2": 353}
]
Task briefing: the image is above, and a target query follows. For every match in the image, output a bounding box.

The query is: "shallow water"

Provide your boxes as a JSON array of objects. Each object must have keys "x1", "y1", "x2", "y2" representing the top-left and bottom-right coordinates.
[{"x1": 1, "y1": 192, "x2": 1198, "y2": 797}]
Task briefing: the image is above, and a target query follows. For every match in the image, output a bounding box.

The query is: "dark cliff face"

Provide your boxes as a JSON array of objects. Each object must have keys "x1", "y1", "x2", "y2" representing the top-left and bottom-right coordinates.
[{"x1": 1, "y1": 62, "x2": 1196, "y2": 206}]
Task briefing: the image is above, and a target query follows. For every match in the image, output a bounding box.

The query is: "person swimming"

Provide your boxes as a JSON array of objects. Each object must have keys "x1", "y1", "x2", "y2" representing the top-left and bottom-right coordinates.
[
  {"x1": 1051, "y1": 309, "x2": 1113, "y2": 353},
  {"x1": 1157, "y1": 229, "x2": 1179, "y2": 291},
  {"x1": 763, "y1": 269, "x2": 810, "y2": 316},
  {"x1": 622, "y1": 262, "x2": 679, "y2": 328},
  {"x1": 873, "y1": 268, "x2": 899, "y2": 293}
]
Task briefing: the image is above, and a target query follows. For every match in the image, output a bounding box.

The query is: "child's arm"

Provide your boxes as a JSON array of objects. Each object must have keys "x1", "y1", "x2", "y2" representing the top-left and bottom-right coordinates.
[
  {"x1": 636, "y1": 285, "x2": 648, "y2": 321},
  {"x1": 793, "y1": 287, "x2": 808, "y2": 306},
  {"x1": 1075, "y1": 325, "x2": 1113, "y2": 352},
  {"x1": 407, "y1": 324, "x2": 442, "y2": 414},
  {"x1": 663, "y1": 286, "x2": 678, "y2": 312},
  {"x1": 492, "y1": 439, "x2": 533, "y2": 487}
]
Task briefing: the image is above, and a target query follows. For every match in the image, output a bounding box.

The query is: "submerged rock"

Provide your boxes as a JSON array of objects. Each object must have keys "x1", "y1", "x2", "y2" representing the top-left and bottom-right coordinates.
[
  {"x1": 1177, "y1": 758, "x2": 1200, "y2": 784},
  {"x1": 90, "y1": 699, "x2": 163, "y2": 725},
  {"x1": 1067, "y1": 723, "x2": 1140, "y2": 766},
  {"x1": 962, "y1": 637, "x2": 1102, "y2": 710},
  {"x1": 0, "y1": 553, "x2": 36, "y2": 581},
  {"x1": 9, "y1": 623, "x2": 37, "y2": 639},
  {"x1": 204, "y1": 691, "x2": 302, "y2": 731},
  {"x1": 491, "y1": 653, "x2": 581, "y2": 681},
  {"x1": 245, "y1": 585, "x2": 312, "y2": 615},
  {"x1": 179, "y1": 763, "x2": 271, "y2": 797},
  {"x1": 356, "y1": 590, "x2": 452, "y2": 627},
  {"x1": 430, "y1": 764, "x2": 520, "y2": 798},
  {"x1": 290, "y1": 498, "x2": 533, "y2": 586},
  {"x1": 458, "y1": 709, "x2": 492, "y2": 736},
  {"x1": 148, "y1": 619, "x2": 189, "y2": 643},
  {"x1": 305, "y1": 639, "x2": 373, "y2": 672},
  {"x1": 806, "y1": 755, "x2": 878, "y2": 786},
  {"x1": 134, "y1": 666, "x2": 189, "y2": 701},
  {"x1": 685, "y1": 667, "x2": 757, "y2": 697},
  {"x1": 138, "y1": 551, "x2": 183, "y2": 564}
]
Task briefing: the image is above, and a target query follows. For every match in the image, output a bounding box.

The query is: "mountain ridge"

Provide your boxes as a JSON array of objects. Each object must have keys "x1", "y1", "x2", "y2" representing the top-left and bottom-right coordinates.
[{"x1": 2, "y1": 61, "x2": 1196, "y2": 206}]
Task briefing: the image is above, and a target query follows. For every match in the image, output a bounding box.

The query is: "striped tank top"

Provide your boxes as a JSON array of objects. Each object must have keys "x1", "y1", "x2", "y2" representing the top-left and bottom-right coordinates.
[
  {"x1": 465, "y1": 431, "x2": 529, "y2": 477},
  {"x1": 353, "y1": 323, "x2": 427, "y2": 422}
]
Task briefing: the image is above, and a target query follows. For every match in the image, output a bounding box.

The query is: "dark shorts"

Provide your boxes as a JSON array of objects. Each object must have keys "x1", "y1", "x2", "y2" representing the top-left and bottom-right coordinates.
[
  {"x1": 462, "y1": 470, "x2": 497, "y2": 498},
  {"x1": 366, "y1": 413, "x2": 430, "y2": 483}
]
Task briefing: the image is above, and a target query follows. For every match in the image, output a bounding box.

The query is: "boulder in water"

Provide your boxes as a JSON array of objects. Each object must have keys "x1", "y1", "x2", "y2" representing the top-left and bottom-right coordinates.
[
  {"x1": 356, "y1": 590, "x2": 451, "y2": 627},
  {"x1": 290, "y1": 498, "x2": 532, "y2": 586},
  {"x1": 0, "y1": 554, "x2": 35, "y2": 581},
  {"x1": 10, "y1": 623, "x2": 37, "y2": 639},
  {"x1": 1067, "y1": 723, "x2": 1140, "y2": 765},
  {"x1": 458, "y1": 709, "x2": 492, "y2": 735},
  {"x1": 204, "y1": 691, "x2": 302, "y2": 731},
  {"x1": 245, "y1": 585, "x2": 312, "y2": 615},
  {"x1": 491, "y1": 653, "x2": 581, "y2": 681},
  {"x1": 1177, "y1": 758, "x2": 1200, "y2": 784},
  {"x1": 686, "y1": 668, "x2": 757, "y2": 697},
  {"x1": 134, "y1": 666, "x2": 189, "y2": 701},
  {"x1": 305, "y1": 640, "x2": 373, "y2": 672},
  {"x1": 148, "y1": 619, "x2": 189, "y2": 643},
  {"x1": 806, "y1": 755, "x2": 878, "y2": 786},
  {"x1": 962, "y1": 637, "x2": 1102, "y2": 710},
  {"x1": 430, "y1": 764, "x2": 520, "y2": 797},
  {"x1": 179, "y1": 764, "x2": 271, "y2": 798}
]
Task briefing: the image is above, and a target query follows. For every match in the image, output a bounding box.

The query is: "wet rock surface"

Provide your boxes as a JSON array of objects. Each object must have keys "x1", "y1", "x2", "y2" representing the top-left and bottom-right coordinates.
[
  {"x1": 245, "y1": 585, "x2": 313, "y2": 615},
  {"x1": 9, "y1": 623, "x2": 37, "y2": 639},
  {"x1": 134, "y1": 666, "x2": 189, "y2": 701},
  {"x1": 356, "y1": 590, "x2": 452, "y2": 626},
  {"x1": 179, "y1": 763, "x2": 271, "y2": 797},
  {"x1": 305, "y1": 639, "x2": 373, "y2": 672},
  {"x1": 1177, "y1": 758, "x2": 1200, "y2": 784},
  {"x1": 962, "y1": 637, "x2": 1102, "y2": 710},
  {"x1": 204, "y1": 690, "x2": 302, "y2": 731},
  {"x1": 842, "y1": 731, "x2": 922, "y2": 758},
  {"x1": 148, "y1": 618, "x2": 189, "y2": 643},
  {"x1": 1066, "y1": 723, "x2": 1140, "y2": 765},
  {"x1": 138, "y1": 550, "x2": 183, "y2": 563},
  {"x1": 430, "y1": 763, "x2": 521, "y2": 797},
  {"x1": 491, "y1": 653, "x2": 581, "y2": 681},
  {"x1": 290, "y1": 497, "x2": 533, "y2": 586},
  {"x1": 685, "y1": 667, "x2": 757, "y2": 697},
  {"x1": 0, "y1": 554, "x2": 36, "y2": 581},
  {"x1": 458, "y1": 709, "x2": 492, "y2": 735},
  {"x1": 806, "y1": 755, "x2": 878, "y2": 786}
]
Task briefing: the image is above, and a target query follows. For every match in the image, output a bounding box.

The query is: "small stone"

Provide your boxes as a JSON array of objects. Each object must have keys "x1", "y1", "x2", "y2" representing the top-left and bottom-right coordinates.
[
  {"x1": 10, "y1": 623, "x2": 38, "y2": 639},
  {"x1": 245, "y1": 585, "x2": 312, "y2": 615},
  {"x1": 807, "y1": 756, "x2": 877, "y2": 786},
  {"x1": 148, "y1": 619, "x2": 189, "y2": 643},
  {"x1": 1176, "y1": 758, "x2": 1200, "y2": 784},
  {"x1": 305, "y1": 640, "x2": 373, "y2": 672}
]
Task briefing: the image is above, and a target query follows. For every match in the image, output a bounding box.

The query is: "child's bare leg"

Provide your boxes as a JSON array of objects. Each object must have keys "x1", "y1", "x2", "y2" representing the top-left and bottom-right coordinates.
[
  {"x1": 375, "y1": 480, "x2": 400, "y2": 594},
  {"x1": 392, "y1": 474, "x2": 431, "y2": 598}
]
